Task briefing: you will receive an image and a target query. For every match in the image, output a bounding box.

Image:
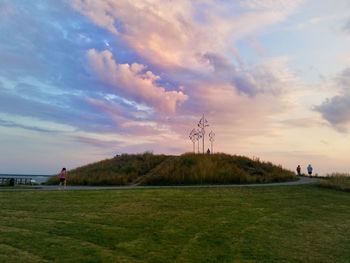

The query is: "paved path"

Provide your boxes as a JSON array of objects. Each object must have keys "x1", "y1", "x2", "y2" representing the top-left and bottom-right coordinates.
[{"x1": 0, "y1": 176, "x2": 319, "y2": 192}]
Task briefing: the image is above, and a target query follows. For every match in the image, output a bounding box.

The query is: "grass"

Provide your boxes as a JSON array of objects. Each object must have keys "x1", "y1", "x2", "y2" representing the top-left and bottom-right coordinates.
[
  {"x1": 318, "y1": 173, "x2": 350, "y2": 192},
  {"x1": 47, "y1": 152, "x2": 297, "y2": 186},
  {"x1": 47, "y1": 152, "x2": 170, "y2": 186},
  {"x1": 1, "y1": 185, "x2": 350, "y2": 262},
  {"x1": 138, "y1": 153, "x2": 296, "y2": 185}
]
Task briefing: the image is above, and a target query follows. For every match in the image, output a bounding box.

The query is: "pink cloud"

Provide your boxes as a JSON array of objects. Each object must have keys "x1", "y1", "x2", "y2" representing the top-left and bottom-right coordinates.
[
  {"x1": 87, "y1": 49, "x2": 188, "y2": 114},
  {"x1": 69, "y1": 0, "x2": 316, "y2": 161},
  {"x1": 240, "y1": 0, "x2": 304, "y2": 11},
  {"x1": 71, "y1": 0, "x2": 303, "y2": 69},
  {"x1": 70, "y1": 0, "x2": 118, "y2": 34}
]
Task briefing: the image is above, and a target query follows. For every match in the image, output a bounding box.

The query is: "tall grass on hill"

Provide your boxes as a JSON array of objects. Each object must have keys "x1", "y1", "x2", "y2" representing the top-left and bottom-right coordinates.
[
  {"x1": 47, "y1": 152, "x2": 297, "y2": 186},
  {"x1": 47, "y1": 152, "x2": 170, "y2": 186},
  {"x1": 138, "y1": 153, "x2": 297, "y2": 185},
  {"x1": 318, "y1": 173, "x2": 350, "y2": 192}
]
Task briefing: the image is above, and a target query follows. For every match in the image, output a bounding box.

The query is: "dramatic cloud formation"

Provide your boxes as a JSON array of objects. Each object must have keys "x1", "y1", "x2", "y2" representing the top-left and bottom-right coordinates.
[
  {"x1": 87, "y1": 49, "x2": 188, "y2": 114},
  {"x1": 1, "y1": 0, "x2": 350, "y2": 174},
  {"x1": 70, "y1": 0, "x2": 302, "y2": 68}
]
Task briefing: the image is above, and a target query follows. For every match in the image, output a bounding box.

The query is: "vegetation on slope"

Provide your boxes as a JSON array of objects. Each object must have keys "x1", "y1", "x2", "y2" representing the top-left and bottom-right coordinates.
[
  {"x1": 47, "y1": 152, "x2": 169, "y2": 185},
  {"x1": 138, "y1": 153, "x2": 296, "y2": 185},
  {"x1": 47, "y1": 152, "x2": 297, "y2": 186},
  {"x1": 318, "y1": 173, "x2": 350, "y2": 192}
]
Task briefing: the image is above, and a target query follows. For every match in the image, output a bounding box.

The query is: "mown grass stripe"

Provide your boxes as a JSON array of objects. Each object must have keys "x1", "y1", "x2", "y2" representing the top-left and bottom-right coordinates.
[{"x1": 1, "y1": 186, "x2": 350, "y2": 262}]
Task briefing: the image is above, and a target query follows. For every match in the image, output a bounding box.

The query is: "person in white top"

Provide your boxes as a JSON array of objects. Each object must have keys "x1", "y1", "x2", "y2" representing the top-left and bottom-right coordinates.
[{"x1": 307, "y1": 164, "x2": 313, "y2": 176}]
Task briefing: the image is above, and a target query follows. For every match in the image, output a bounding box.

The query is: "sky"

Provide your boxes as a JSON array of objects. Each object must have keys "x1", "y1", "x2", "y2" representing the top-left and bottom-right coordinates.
[{"x1": 1, "y1": 0, "x2": 350, "y2": 175}]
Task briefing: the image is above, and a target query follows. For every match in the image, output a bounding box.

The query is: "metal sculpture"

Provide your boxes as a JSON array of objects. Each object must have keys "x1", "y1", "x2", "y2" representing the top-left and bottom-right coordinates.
[
  {"x1": 189, "y1": 115, "x2": 215, "y2": 154},
  {"x1": 209, "y1": 130, "x2": 215, "y2": 154},
  {"x1": 194, "y1": 129, "x2": 203, "y2": 154},
  {"x1": 189, "y1": 128, "x2": 197, "y2": 153},
  {"x1": 198, "y1": 114, "x2": 209, "y2": 154}
]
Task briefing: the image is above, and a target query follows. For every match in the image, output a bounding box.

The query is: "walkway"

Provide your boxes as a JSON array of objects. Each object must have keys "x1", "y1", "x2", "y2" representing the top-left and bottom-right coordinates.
[{"x1": 0, "y1": 176, "x2": 319, "y2": 192}]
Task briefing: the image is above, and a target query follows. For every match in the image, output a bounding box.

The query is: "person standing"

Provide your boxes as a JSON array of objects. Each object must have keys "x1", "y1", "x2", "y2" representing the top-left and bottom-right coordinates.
[
  {"x1": 307, "y1": 164, "x2": 313, "y2": 177},
  {"x1": 59, "y1": 167, "x2": 67, "y2": 189},
  {"x1": 296, "y1": 165, "x2": 301, "y2": 176}
]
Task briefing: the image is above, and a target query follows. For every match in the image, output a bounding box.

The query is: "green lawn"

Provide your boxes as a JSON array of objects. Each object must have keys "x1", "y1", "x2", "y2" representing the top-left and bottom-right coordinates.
[{"x1": 1, "y1": 186, "x2": 350, "y2": 262}]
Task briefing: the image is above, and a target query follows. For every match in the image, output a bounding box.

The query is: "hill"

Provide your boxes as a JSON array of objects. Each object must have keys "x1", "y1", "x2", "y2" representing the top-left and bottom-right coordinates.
[{"x1": 47, "y1": 152, "x2": 297, "y2": 186}]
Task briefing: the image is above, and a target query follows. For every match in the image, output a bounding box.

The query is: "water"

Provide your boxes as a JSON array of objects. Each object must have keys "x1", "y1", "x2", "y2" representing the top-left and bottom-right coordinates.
[{"x1": 0, "y1": 174, "x2": 52, "y2": 184}]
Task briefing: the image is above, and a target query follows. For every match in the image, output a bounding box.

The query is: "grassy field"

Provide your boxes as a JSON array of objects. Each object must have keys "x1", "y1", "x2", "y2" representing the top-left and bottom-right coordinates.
[{"x1": 1, "y1": 185, "x2": 350, "y2": 262}]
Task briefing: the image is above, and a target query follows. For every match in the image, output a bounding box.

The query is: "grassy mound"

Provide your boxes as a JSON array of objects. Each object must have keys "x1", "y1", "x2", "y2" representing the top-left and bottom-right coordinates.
[
  {"x1": 47, "y1": 152, "x2": 297, "y2": 186},
  {"x1": 47, "y1": 152, "x2": 169, "y2": 186}
]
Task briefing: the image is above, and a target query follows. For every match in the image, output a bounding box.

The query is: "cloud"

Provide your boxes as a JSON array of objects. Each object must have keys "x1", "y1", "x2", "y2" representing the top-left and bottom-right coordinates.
[
  {"x1": 0, "y1": 118, "x2": 59, "y2": 133},
  {"x1": 240, "y1": 0, "x2": 304, "y2": 11},
  {"x1": 74, "y1": 136, "x2": 122, "y2": 148},
  {"x1": 296, "y1": 16, "x2": 322, "y2": 30},
  {"x1": 0, "y1": 1, "x2": 173, "y2": 134},
  {"x1": 197, "y1": 52, "x2": 260, "y2": 96},
  {"x1": 195, "y1": 53, "x2": 295, "y2": 96},
  {"x1": 70, "y1": 0, "x2": 303, "y2": 99},
  {"x1": 344, "y1": 19, "x2": 350, "y2": 33},
  {"x1": 87, "y1": 49, "x2": 188, "y2": 114},
  {"x1": 70, "y1": 0, "x2": 303, "y2": 69},
  {"x1": 67, "y1": 0, "x2": 304, "y2": 141},
  {"x1": 0, "y1": 82, "x2": 116, "y2": 133},
  {"x1": 3, "y1": 0, "x2": 329, "y2": 174},
  {"x1": 315, "y1": 96, "x2": 350, "y2": 131},
  {"x1": 70, "y1": 0, "x2": 195, "y2": 67},
  {"x1": 84, "y1": 96, "x2": 168, "y2": 136},
  {"x1": 0, "y1": 0, "x2": 189, "y2": 150},
  {"x1": 278, "y1": 117, "x2": 325, "y2": 129},
  {"x1": 315, "y1": 68, "x2": 350, "y2": 131}
]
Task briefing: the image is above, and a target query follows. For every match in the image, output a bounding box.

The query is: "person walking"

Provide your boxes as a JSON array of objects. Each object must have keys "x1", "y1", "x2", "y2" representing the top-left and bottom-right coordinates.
[
  {"x1": 307, "y1": 164, "x2": 313, "y2": 177},
  {"x1": 296, "y1": 165, "x2": 301, "y2": 176},
  {"x1": 59, "y1": 167, "x2": 67, "y2": 189}
]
